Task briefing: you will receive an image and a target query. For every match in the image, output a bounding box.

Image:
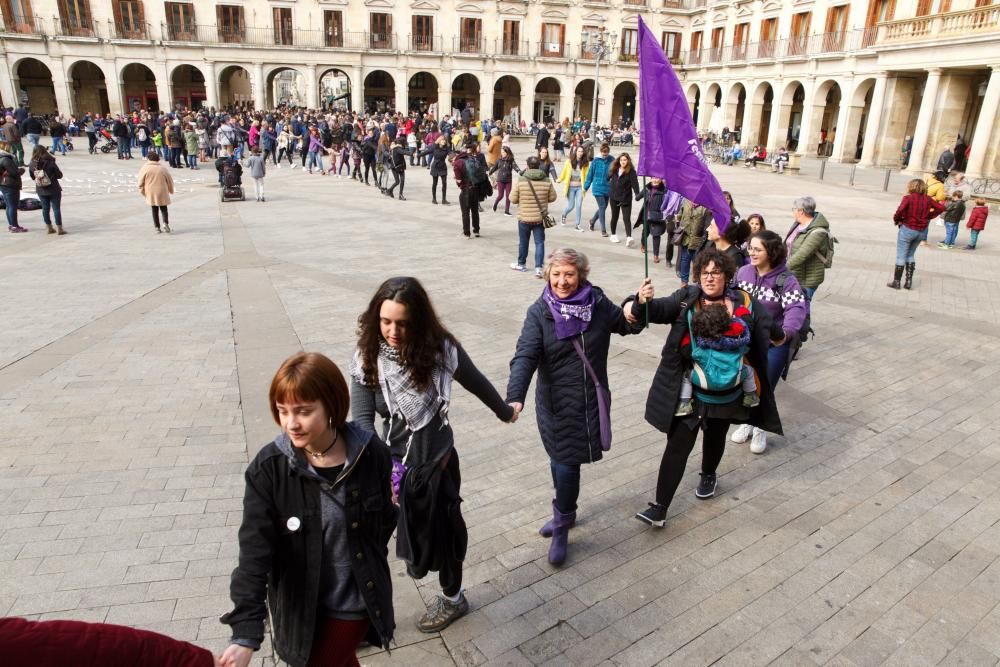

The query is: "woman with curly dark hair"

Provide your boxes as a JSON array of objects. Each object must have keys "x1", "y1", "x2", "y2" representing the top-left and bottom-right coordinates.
[{"x1": 349, "y1": 277, "x2": 517, "y2": 634}]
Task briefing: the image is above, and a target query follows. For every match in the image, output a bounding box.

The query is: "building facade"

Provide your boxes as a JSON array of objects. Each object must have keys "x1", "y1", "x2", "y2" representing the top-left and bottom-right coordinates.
[{"x1": 0, "y1": 0, "x2": 997, "y2": 176}]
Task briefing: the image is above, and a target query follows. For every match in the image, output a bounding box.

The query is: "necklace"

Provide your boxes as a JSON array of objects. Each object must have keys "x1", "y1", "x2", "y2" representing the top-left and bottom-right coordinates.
[{"x1": 304, "y1": 430, "x2": 338, "y2": 459}]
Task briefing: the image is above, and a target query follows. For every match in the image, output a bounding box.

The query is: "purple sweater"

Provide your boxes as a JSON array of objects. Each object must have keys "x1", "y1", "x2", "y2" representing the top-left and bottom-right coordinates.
[{"x1": 735, "y1": 262, "x2": 808, "y2": 340}]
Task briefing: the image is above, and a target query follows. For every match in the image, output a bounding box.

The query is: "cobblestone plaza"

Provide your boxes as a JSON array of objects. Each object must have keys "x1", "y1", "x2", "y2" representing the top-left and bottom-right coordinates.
[{"x1": 2, "y1": 148, "x2": 1000, "y2": 666}]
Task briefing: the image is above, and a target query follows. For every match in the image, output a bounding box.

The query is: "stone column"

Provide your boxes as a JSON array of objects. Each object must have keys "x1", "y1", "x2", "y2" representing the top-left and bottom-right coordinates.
[
  {"x1": 394, "y1": 69, "x2": 407, "y2": 113},
  {"x1": 904, "y1": 68, "x2": 942, "y2": 174},
  {"x1": 830, "y1": 77, "x2": 855, "y2": 162},
  {"x1": 559, "y1": 87, "x2": 574, "y2": 125},
  {"x1": 157, "y1": 61, "x2": 172, "y2": 112},
  {"x1": 859, "y1": 73, "x2": 889, "y2": 167},
  {"x1": 596, "y1": 79, "x2": 614, "y2": 127},
  {"x1": 51, "y1": 61, "x2": 74, "y2": 116},
  {"x1": 794, "y1": 77, "x2": 817, "y2": 155},
  {"x1": 204, "y1": 60, "x2": 218, "y2": 110},
  {"x1": 0, "y1": 56, "x2": 17, "y2": 109},
  {"x1": 965, "y1": 65, "x2": 1000, "y2": 178},
  {"x1": 305, "y1": 64, "x2": 318, "y2": 109},
  {"x1": 351, "y1": 66, "x2": 363, "y2": 114},
  {"x1": 766, "y1": 92, "x2": 782, "y2": 153},
  {"x1": 253, "y1": 62, "x2": 265, "y2": 110},
  {"x1": 103, "y1": 61, "x2": 123, "y2": 115},
  {"x1": 741, "y1": 82, "x2": 756, "y2": 146}
]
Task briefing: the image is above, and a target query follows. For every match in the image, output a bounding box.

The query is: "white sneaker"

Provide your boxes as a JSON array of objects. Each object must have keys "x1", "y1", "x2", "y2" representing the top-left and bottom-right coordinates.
[
  {"x1": 625, "y1": 236, "x2": 634, "y2": 248},
  {"x1": 749, "y1": 428, "x2": 767, "y2": 454},
  {"x1": 730, "y1": 424, "x2": 753, "y2": 443},
  {"x1": 610, "y1": 234, "x2": 620, "y2": 243}
]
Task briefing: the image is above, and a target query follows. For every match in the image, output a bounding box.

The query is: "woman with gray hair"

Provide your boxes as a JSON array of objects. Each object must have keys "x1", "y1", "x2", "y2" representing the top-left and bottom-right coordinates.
[{"x1": 506, "y1": 248, "x2": 642, "y2": 566}]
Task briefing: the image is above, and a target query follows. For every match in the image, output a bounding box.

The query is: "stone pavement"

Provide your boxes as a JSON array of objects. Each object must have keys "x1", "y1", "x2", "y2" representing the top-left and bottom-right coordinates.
[{"x1": 1, "y1": 146, "x2": 999, "y2": 667}]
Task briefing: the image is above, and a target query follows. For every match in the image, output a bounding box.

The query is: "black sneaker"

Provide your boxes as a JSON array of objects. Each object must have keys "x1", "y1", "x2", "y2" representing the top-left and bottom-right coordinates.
[
  {"x1": 635, "y1": 502, "x2": 667, "y2": 527},
  {"x1": 695, "y1": 473, "x2": 717, "y2": 499}
]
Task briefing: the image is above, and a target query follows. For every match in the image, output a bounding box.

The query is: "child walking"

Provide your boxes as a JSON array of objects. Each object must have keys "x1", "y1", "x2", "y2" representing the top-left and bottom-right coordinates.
[
  {"x1": 939, "y1": 190, "x2": 966, "y2": 249},
  {"x1": 247, "y1": 148, "x2": 266, "y2": 202},
  {"x1": 675, "y1": 303, "x2": 759, "y2": 417},
  {"x1": 966, "y1": 198, "x2": 989, "y2": 250}
]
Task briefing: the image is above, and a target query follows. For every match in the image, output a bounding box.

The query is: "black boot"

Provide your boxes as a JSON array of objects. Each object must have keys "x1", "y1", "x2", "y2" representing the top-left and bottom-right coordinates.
[
  {"x1": 904, "y1": 262, "x2": 915, "y2": 290},
  {"x1": 886, "y1": 265, "x2": 903, "y2": 289}
]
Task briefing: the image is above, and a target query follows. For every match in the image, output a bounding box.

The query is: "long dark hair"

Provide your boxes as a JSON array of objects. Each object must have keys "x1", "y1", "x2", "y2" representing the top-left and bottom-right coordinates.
[
  {"x1": 356, "y1": 277, "x2": 457, "y2": 390},
  {"x1": 609, "y1": 152, "x2": 633, "y2": 176},
  {"x1": 570, "y1": 146, "x2": 589, "y2": 170}
]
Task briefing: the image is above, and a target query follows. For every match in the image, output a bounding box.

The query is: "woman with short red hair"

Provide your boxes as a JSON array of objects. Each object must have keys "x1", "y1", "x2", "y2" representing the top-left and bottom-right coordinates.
[{"x1": 220, "y1": 352, "x2": 396, "y2": 667}]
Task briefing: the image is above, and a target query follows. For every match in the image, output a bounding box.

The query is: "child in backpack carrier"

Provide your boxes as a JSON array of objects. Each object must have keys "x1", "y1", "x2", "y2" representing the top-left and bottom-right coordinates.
[{"x1": 676, "y1": 303, "x2": 759, "y2": 417}]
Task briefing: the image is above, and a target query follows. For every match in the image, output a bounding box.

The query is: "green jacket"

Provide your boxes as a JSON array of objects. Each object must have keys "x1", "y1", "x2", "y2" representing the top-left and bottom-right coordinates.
[
  {"x1": 679, "y1": 201, "x2": 711, "y2": 251},
  {"x1": 785, "y1": 212, "x2": 830, "y2": 289}
]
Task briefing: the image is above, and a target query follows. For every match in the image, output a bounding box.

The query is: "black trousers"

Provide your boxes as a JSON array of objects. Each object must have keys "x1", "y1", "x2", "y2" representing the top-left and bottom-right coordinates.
[
  {"x1": 388, "y1": 169, "x2": 404, "y2": 196},
  {"x1": 438, "y1": 451, "x2": 464, "y2": 597},
  {"x1": 655, "y1": 417, "x2": 729, "y2": 508},
  {"x1": 459, "y1": 188, "x2": 480, "y2": 236},
  {"x1": 432, "y1": 174, "x2": 448, "y2": 202},
  {"x1": 610, "y1": 200, "x2": 632, "y2": 236},
  {"x1": 363, "y1": 158, "x2": 375, "y2": 183},
  {"x1": 151, "y1": 205, "x2": 169, "y2": 228}
]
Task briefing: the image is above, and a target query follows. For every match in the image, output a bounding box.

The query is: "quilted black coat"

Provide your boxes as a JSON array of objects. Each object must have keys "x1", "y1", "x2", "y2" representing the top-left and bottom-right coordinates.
[{"x1": 506, "y1": 287, "x2": 639, "y2": 465}]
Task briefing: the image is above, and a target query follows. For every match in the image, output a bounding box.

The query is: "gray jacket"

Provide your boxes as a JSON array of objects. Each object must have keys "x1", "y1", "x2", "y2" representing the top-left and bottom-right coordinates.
[{"x1": 247, "y1": 155, "x2": 266, "y2": 179}]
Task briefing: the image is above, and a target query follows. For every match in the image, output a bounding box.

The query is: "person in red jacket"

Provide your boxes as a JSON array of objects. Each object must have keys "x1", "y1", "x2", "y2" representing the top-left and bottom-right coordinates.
[
  {"x1": 965, "y1": 197, "x2": 989, "y2": 250},
  {"x1": 0, "y1": 617, "x2": 214, "y2": 667},
  {"x1": 888, "y1": 178, "x2": 945, "y2": 290}
]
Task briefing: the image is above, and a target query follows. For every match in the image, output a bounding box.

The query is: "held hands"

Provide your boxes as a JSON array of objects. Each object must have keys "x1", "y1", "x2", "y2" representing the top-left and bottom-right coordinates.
[
  {"x1": 637, "y1": 278, "x2": 654, "y2": 305},
  {"x1": 508, "y1": 402, "x2": 523, "y2": 424},
  {"x1": 217, "y1": 644, "x2": 253, "y2": 667}
]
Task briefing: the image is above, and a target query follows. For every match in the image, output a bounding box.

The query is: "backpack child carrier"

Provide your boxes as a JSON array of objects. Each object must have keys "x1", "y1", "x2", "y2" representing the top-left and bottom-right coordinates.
[{"x1": 686, "y1": 293, "x2": 755, "y2": 405}]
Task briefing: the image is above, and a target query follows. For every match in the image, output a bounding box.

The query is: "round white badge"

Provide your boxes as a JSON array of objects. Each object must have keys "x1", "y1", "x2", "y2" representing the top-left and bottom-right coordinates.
[{"x1": 286, "y1": 516, "x2": 301, "y2": 532}]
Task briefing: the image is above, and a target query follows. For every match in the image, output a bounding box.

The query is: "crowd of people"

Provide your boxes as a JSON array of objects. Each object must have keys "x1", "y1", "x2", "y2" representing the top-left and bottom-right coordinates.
[{"x1": 1, "y1": 97, "x2": 994, "y2": 666}]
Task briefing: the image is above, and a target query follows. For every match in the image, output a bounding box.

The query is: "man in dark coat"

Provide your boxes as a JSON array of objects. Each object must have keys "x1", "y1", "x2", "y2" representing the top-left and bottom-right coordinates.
[{"x1": 535, "y1": 123, "x2": 550, "y2": 153}]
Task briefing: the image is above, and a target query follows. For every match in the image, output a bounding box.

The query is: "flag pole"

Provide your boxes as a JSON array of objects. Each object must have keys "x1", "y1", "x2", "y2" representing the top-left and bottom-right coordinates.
[{"x1": 642, "y1": 175, "x2": 649, "y2": 327}]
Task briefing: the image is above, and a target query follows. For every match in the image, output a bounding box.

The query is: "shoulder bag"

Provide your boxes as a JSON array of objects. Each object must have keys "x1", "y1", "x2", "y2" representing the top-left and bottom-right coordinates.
[
  {"x1": 527, "y1": 179, "x2": 556, "y2": 228},
  {"x1": 570, "y1": 339, "x2": 612, "y2": 451}
]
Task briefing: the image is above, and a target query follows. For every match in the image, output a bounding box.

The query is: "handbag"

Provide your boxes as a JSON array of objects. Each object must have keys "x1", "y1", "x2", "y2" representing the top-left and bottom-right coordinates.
[
  {"x1": 527, "y1": 179, "x2": 556, "y2": 228},
  {"x1": 571, "y1": 339, "x2": 612, "y2": 452},
  {"x1": 33, "y1": 167, "x2": 51, "y2": 188}
]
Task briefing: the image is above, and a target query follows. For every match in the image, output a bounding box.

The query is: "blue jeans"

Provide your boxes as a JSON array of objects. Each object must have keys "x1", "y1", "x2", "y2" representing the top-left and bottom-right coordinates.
[
  {"x1": 805, "y1": 286, "x2": 817, "y2": 301},
  {"x1": 26, "y1": 133, "x2": 39, "y2": 149},
  {"x1": 589, "y1": 194, "x2": 609, "y2": 232},
  {"x1": 562, "y1": 186, "x2": 583, "y2": 228},
  {"x1": 896, "y1": 225, "x2": 923, "y2": 264},
  {"x1": 39, "y1": 192, "x2": 62, "y2": 226},
  {"x1": 51, "y1": 137, "x2": 67, "y2": 155},
  {"x1": 550, "y1": 460, "x2": 581, "y2": 514},
  {"x1": 970, "y1": 230, "x2": 980, "y2": 248},
  {"x1": 307, "y1": 151, "x2": 324, "y2": 172},
  {"x1": 187, "y1": 154, "x2": 197, "y2": 168},
  {"x1": 1, "y1": 186, "x2": 19, "y2": 228},
  {"x1": 766, "y1": 340, "x2": 791, "y2": 391},
  {"x1": 679, "y1": 247, "x2": 694, "y2": 283},
  {"x1": 944, "y1": 222, "x2": 959, "y2": 246},
  {"x1": 517, "y1": 221, "x2": 545, "y2": 269}
]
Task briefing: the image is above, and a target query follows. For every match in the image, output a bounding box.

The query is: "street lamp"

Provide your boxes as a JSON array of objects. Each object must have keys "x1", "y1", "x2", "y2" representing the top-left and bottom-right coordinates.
[{"x1": 581, "y1": 26, "x2": 617, "y2": 142}]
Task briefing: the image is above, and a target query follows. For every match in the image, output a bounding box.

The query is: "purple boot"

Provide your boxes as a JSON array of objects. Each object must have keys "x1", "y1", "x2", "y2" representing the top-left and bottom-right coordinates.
[
  {"x1": 547, "y1": 503, "x2": 576, "y2": 566},
  {"x1": 539, "y1": 500, "x2": 576, "y2": 537}
]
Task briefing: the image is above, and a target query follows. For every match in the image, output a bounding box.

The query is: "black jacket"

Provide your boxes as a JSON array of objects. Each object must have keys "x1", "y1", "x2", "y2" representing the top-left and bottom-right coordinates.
[
  {"x1": 421, "y1": 145, "x2": 451, "y2": 177},
  {"x1": 506, "y1": 287, "x2": 640, "y2": 465},
  {"x1": 390, "y1": 145, "x2": 407, "y2": 171},
  {"x1": 221, "y1": 424, "x2": 396, "y2": 666},
  {"x1": 608, "y1": 168, "x2": 640, "y2": 203},
  {"x1": 631, "y1": 286, "x2": 783, "y2": 436},
  {"x1": 361, "y1": 137, "x2": 377, "y2": 161},
  {"x1": 28, "y1": 156, "x2": 62, "y2": 195},
  {"x1": 535, "y1": 127, "x2": 550, "y2": 150},
  {"x1": 489, "y1": 156, "x2": 521, "y2": 184},
  {"x1": 396, "y1": 457, "x2": 465, "y2": 581},
  {"x1": 22, "y1": 117, "x2": 42, "y2": 135},
  {"x1": 0, "y1": 150, "x2": 24, "y2": 190}
]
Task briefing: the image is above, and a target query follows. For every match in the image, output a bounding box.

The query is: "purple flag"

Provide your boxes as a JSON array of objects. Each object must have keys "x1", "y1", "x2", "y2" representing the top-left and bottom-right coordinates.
[{"x1": 636, "y1": 16, "x2": 732, "y2": 233}]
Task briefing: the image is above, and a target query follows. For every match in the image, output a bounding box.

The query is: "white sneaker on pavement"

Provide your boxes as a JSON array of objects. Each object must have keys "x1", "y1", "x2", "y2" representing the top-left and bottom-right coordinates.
[
  {"x1": 610, "y1": 234, "x2": 620, "y2": 243},
  {"x1": 749, "y1": 428, "x2": 767, "y2": 454},
  {"x1": 730, "y1": 424, "x2": 753, "y2": 443},
  {"x1": 625, "y1": 236, "x2": 634, "y2": 248}
]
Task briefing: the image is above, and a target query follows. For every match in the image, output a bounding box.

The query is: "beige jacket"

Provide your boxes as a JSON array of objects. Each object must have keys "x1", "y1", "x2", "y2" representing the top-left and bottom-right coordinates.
[
  {"x1": 137, "y1": 162, "x2": 175, "y2": 207},
  {"x1": 510, "y1": 169, "x2": 557, "y2": 224}
]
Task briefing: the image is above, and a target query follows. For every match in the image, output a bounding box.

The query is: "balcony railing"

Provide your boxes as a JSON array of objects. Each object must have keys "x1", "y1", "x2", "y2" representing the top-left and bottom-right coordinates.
[
  {"x1": 370, "y1": 32, "x2": 395, "y2": 49},
  {"x1": 618, "y1": 51, "x2": 639, "y2": 63},
  {"x1": 56, "y1": 15, "x2": 95, "y2": 37},
  {"x1": 498, "y1": 39, "x2": 529, "y2": 56},
  {"x1": 408, "y1": 34, "x2": 442, "y2": 52},
  {"x1": 454, "y1": 36, "x2": 484, "y2": 54},
  {"x1": 875, "y1": 5, "x2": 1000, "y2": 45},
  {"x1": 663, "y1": 0, "x2": 685, "y2": 7},
  {"x1": 0, "y1": 16, "x2": 46, "y2": 35},
  {"x1": 536, "y1": 40, "x2": 568, "y2": 58},
  {"x1": 109, "y1": 20, "x2": 150, "y2": 40}
]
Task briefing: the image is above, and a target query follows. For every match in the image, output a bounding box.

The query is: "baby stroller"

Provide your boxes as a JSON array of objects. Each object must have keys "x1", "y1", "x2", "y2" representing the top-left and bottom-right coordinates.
[
  {"x1": 98, "y1": 128, "x2": 118, "y2": 154},
  {"x1": 220, "y1": 160, "x2": 245, "y2": 202}
]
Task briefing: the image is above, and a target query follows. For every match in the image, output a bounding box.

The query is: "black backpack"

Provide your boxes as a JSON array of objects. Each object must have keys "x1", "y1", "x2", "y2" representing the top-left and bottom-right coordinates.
[
  {"x1": 775, "y1": 271, "x2": 813, "y2": 380},
  {"x1": 464, "y1": 155, "x2": 487, "y2": 185}
]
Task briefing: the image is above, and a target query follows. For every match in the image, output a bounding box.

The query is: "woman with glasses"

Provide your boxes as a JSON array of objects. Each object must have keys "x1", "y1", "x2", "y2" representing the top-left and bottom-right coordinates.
[
  {"x1": 731, "y1": 231, "x2": 808, "y2": 454},
  {"x1": 630, "y1": 247, "x2": 784, "y2": 528}
]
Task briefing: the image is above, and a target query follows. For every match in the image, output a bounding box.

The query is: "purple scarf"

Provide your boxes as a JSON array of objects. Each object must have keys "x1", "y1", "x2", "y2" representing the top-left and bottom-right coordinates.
[{"x1": 543, "y1": 282, "x2": 595, "y2": 340}]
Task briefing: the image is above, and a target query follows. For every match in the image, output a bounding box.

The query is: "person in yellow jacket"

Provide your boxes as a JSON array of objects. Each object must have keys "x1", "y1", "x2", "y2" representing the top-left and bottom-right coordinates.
[
  {"x1": 922, "y1": 170, "x2": 947, "y2": 245},
  {"x1": 557, "y1": 146, "x2": 589, "y2": 231}
]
